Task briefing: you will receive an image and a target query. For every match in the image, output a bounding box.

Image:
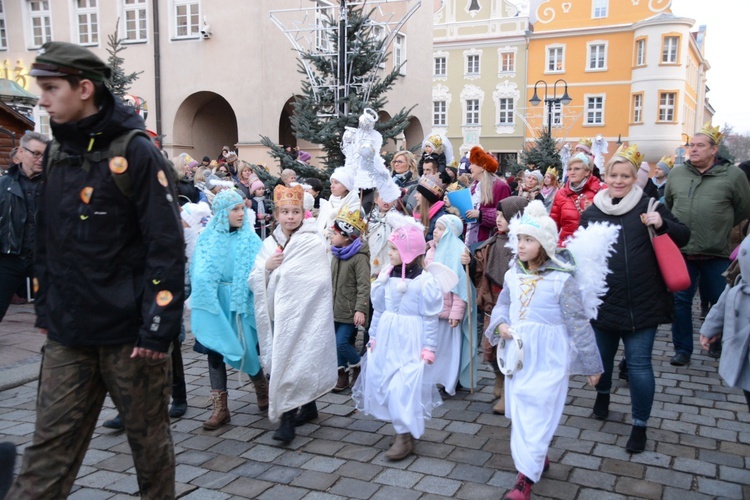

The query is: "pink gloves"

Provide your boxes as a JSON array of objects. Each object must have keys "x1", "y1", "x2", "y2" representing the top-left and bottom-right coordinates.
[
  {"x1": 367, "y1": 339, "x2": 376, "y2": 352},
  {"x1": 421, "y1": 349, "x2": 435, "y2": 364}
]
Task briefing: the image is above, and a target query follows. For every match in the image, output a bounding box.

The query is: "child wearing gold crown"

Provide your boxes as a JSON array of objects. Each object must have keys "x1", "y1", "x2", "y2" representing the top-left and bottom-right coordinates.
[
  {"x1": 418, "y1": 134, "x2": 450, "y2": 176},
  {"x1": 352, "y1": 212, "x2": 444, "y2": 461},
  {"x1": 330, "y1": 205, "x2": 371, "y2": 392},
  {"x1": 249, "y1": 184, "x2": 338, "y2": 444}
]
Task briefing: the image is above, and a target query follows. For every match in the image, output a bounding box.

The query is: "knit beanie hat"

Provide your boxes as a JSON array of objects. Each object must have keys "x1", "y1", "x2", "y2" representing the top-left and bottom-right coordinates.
[
  {"x1": 515, "y1": 200, "x2": 558, "y2": 261},
  {"x1": 656, "y1": 155, "x2": 674, "y2": 176},
  {"x1": 469, "y1": 146, "x2": 498, "y2": 173},
  {"x1": 526, "y1": 170, "x2": 544, "y2": 185},
  {"x1": 386, "y1": 211, "x2": 427, "y2": 292},
  {"x1": 250, "y1": 180, "x2": 265, "y2": 193},
  {"x1": 331, "y1": 167, "x2": 355, "y2": 192},
  {"x1": 497, "y1": 196, "x2": 530, "y2": 222},
  {"x1": 416, "y1": 174, "x2": 445, "y2": 204}
]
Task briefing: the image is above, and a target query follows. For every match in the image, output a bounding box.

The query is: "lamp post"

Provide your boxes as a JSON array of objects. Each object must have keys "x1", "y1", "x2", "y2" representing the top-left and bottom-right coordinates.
[{"x1": 529, "y1": 79, "x2": 572, "y2": 135}]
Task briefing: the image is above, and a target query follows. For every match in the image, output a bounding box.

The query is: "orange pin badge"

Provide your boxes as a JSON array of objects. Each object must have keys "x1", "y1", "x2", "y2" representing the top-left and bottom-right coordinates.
[
  {"x1": 80, "y1": 186, "x2": 93, "y2": 204},
  {"x1": 109, "y1": 156, "x2": 128, "y2": 174},
  {"x1": 157, "y1": 170, "x2": 169, "y2": 187},
  {"x1": 156, "y1": 290, "x2": 173, "y2": 307},
  {"x1": 33, "y1": 278, "x2": 39, "y2": 294}
]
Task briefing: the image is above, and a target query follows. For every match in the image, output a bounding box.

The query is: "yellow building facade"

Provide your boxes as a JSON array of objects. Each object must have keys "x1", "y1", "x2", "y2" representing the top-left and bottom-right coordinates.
[{"x1": 527, "y1": 0, "x2": 711, "y2": 164}]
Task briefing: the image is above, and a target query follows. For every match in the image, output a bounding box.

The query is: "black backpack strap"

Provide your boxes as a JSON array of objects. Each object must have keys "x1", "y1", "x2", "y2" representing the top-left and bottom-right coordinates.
[{"x1": 85, "y1": 129, "x2": 151, "y2": 200}]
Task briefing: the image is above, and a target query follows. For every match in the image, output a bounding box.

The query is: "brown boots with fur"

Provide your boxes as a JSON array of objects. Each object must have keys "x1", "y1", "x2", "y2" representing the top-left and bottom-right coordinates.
[
  {"x1": 385, "y1": 433, "x2": 415, "y2": 460},
  {"x1": 251, "y1": 373, "x2": 269, "y2": 414},
  {"x1": 203, "y1": 390, "x2": 230, "y2": 430}
]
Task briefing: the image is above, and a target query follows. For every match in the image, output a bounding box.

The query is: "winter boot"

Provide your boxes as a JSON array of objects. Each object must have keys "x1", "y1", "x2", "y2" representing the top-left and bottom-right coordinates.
[
  {"x1": 203, "y1": 390, "x2": 230, "y2": 430},
  {"x1": 493, "y1": 370, "x2": 504, "y2": 398},
  {"x1": 102, "y1": 414, "x2": 124, "y2": 430},
  {"x1": 625, "y1": 425, "x2": 647, "y2": 453},
  {"x1": 503, "y1": 473, "x2": 533, "y2": 500},
  {"x1": 333, "y1": 367, "x2": 349, "y2": 393},
  {"x1": 273, "y1": 409, "x2": 297, "y2": 443},
  {"x1": 294, "y1": 401, "x2": 319, "y2": 427},
  {"x1": 592, "y1": 392, "x2": 609, "y2": 420},
  {"x1": 251, "y1": 372, "x2": 269, "y2": 413},
  {"x1": 543, "y1": 456, "x2": 550, "y2": 473},
  {"x1": 385, "y1": 433, "x2": 414, "y2": 461},
  {"x1": 349, "y1": 362, "x2": 362, "y2": 388},
  {"x1": 169, "y1": 401, "x2": 188, "y2": 418}
]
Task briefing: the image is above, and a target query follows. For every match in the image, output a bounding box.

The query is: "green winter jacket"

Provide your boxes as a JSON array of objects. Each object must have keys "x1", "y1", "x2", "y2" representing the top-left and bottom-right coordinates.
[
  {"x1": 331, "y1": 238, "x2": 371, "y2": 324},
  {"x1": 665, "y1": 158, "x2": 750, "y2": 258}
]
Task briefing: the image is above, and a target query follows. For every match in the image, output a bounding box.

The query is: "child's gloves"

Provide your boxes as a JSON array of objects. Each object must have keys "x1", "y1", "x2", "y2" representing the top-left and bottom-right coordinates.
[
  {"x1": 376, "y1": 266, "x2": 392, "y2": 283},
  {"x1": 421, "y1": 348, "x2": 435, "y2": 364},
  {"x1": 367, "y1": 339, "x2": 376, "y2": 352}
]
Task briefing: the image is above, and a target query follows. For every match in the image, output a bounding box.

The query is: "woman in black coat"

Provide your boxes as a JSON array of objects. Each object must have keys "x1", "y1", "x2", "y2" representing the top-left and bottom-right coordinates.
[{"x1": 579, "y1": 145, "x2": 690, "y2": 454}]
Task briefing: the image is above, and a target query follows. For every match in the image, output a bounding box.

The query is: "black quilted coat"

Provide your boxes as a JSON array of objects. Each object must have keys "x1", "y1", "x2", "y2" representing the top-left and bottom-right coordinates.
[{"x1": 579, "y1": 193, "x2": 690, "y2": 332}]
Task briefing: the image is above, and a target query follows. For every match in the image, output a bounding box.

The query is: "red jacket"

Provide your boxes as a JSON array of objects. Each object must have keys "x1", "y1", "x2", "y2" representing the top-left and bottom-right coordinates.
[{"x1": 550, "y1": 176, "x2": 604, "y2": 246}]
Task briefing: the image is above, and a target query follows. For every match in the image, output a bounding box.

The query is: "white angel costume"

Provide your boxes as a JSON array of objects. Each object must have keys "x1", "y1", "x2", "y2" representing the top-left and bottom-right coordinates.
[
  {"x1": 352, "y1": 267, "x2": 444, "y2": 438},
  {"x1": 248, "y1": 220, "x2": 338, "y2": 423}
]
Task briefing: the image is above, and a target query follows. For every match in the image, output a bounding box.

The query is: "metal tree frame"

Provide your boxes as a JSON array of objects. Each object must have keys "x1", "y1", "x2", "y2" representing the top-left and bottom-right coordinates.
[{"x1": 269, "y1": 0, "x2": 421, "y2": 118}]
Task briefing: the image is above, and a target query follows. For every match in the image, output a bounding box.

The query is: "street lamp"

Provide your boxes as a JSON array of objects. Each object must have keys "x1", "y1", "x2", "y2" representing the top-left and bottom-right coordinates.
[{"x1": 529, "y1": 79, "x2": 572, "y2": 134}]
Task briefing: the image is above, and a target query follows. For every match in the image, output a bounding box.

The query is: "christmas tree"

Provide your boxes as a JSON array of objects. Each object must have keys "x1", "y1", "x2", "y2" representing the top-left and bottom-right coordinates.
[
  {"x1": 104, "y1": 20, "x2": 143, "y2": 98},
  {"x1": 509, "y1": 129, "x2": 562, "y2": 174},
  {"x1": 265, "y1": 4, "x2": 413, "y2": 179}
]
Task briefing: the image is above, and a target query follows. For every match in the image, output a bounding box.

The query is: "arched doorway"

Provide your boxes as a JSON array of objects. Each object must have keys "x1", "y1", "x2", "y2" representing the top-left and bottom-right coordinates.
[
  {"x1": 278, "y1": 97, "x2": 299, "y2": 149},
  {"x1": 404, "y1": 116, "x2": 424, "y2": 150},
  {"x1": 172, "y1": 92, "x2": 238, "y2": 159}
]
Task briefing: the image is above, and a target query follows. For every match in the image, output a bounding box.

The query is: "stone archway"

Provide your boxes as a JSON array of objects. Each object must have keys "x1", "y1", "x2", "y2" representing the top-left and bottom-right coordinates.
[
  {"x1": 278, "y1": 96, "x2": 298, "y2": 149},
  {"x1": 404, "y1": 115, "x2": 424, "y2": 150},
  {"x1": 172, "y1": 91, "x2": 238, "y2": 159}
]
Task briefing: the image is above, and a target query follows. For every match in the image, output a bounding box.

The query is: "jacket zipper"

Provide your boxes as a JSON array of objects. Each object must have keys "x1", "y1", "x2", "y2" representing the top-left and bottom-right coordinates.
[{"x1": 621, "y1": 215, "x2": 636, "y2": 331}]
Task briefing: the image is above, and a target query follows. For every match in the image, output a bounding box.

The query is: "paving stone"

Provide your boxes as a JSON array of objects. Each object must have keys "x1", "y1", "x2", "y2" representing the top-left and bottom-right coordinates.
[
  {"x1": 75, "y1": 471, "x2": 132, "y2": 489},
  {"x1": 334, "y1": 444, "x2": 380, "y2": 462},
  {"x1": 662, "y1": 487, "x2": 714, "y2": 500},
  {"x1": 696, "y1": 477, "x2": 743, "y2": 499},
  {"x1": 560, "y1": 451, "x2": 601, "y2": 470},
  {"x1": 672, "y1": 457, "x2": 717, "y2": 477},
  {"x1": 341, "y1": 430, "x2": 382, "y2": 446},
  {"x1": 698, "y1": 448, "x2": 745, "y2": 467},
  {"x1": 241, "y1": 444, "x2": 285, "y2": 462},
  {"x1": 176, "y1": 464, "x2": 208, "y2": 483},
  {"x1": 229, "y1": 460, "x2": 272, "y2": 478},
  {"x1": 455, "y1": 481, "x2": 504, "y2": 499},
  {"x1": 443, "y1": 421, "x2": 481, "y2": 435},
  {"x1": 408, "y1": 456, "x2": 455, "y2": 477},
  {"x1": 202, "y1": 454, "x2": 246, "y2": 473},
  {"x1": 373, "y1": 468, "x2": 423, "y2": 488},
  {"x1": 413, "y1": 475, "x2": 461, "y2": 496},
  {"x1": 569, "y1": 468, "x2": 616, "y2": 489},
  {"x1": 369, "y1": 485, "x2": 422, "y2": 500},
  {"x1": 328, "y1": 477, "x2": 380, "y2": 499},
  {"x1": 300, "y1": 439, "x2": 346, "y2": 456},
  {"x1": 256, "y1": 484, "x2": 308, "y2": 500},
  {"x1": 300, "y1": 456, "x2": 346, "y2": 474},
  {"x1": 445, "y1": 446, "x2": 491, "y2": 467},
  {"x1": 190, "y1": 471, "x2": 239, "y2": 490},
  {"x1": 177, "y1": 449, "x2": 217, "y2": 466},
  {"x1": 67, "y1": 488, "x2": 117, "y2": 500},
  {"x1": 445, "y1": 462, "x2": 493, "y2": 483},
  {"x1": 719, "y1": 464, "x2": 750, "y2": 484},
  {"x1": 256, "y1": 465, "x2": 303, "y2": 484},
  {"x1": 301, "y1": 492, "x2": 347, "y2": 500},
  {"x1": 576, "y1": 488, "x2": 626, "y2": 500},
  {"x1": 614, "y1": 477, "x2": 663, "y2": 499},
  {"x1": 599, "y1": 458, "x2": 644, "y2": 479},
  {"x1": 644, "y1": 467, "x2": 695, "y2": 490},
  {"x1": 533, "y1": 478, "x2": 580, "y2": 499},
  {"x1": 181, "y1": 488, "x2": 232, "y2": 499},
  {"x1": 290, "y1": 470, "x2": 338, "y2": 491}
]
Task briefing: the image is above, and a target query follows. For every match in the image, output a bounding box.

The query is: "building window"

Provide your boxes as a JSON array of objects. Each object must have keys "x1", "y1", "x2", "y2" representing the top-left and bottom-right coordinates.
[
  {"x1": 544, "y1": 101, "x2": 562, "y2": 128},
  {"x1": 394, "y1": 33, "x2": 406, "y2": 74},
  {"x1": 468, "y1": 0, "x2": 480, "y2": 11},
  {"x1": 587, "y1": 42, "x2": 607, "y2": 70},
  {"x1": 662, "y1": 35, "x2": 679, "y2": 64},
  {"x1": 634, "y1": 38, "x2": 646, "y2": 66},
  {"x1": 433, "y1": 56, "x2": 446, "y2": 77},
  {"x1": 466, "y1": 54, "x2": 480, "y2": 75},
  {"x1": 465, "y1": 99, "x2": 480, "y2": 125},
  {"x1": 123, "y1": 0, "x2": 147, "y2": 43},
  {"x1": 499, "y1": 51, "x2": 515, "y2": 73},
  {"x1": 546, "y1": 45, "x2": 564, "y2": 73},
  {"x1": 0, "y1": 1, "x2": 7, "y2": 50},
  {"x1": 658, "y1": 91, "x2": 677, "y2": 122},
  {"x1": 174, "y1": 0, "x2": 200, "y2": 38},
  {"x1": 592, "y1": 0, "x2": 608, "y2": 18},
  {"x1": 585, "y1": 96, "x2": 604, "y2": 125},
  {"x1": 497, "y1": 98, "x2": 514, "y2": 125},
  {"x1": 433, "y1": 100, "x2": 447, "y2": 127},
  {"x1": 28, "y1": 1, "x2": 52, "y2": 48},
  {"x1": 76, "y1": 0, "x2": 99, "y2": 46},
  {"x1": 315, "y1": 1, "x2": 333, "y2": 52},
  {"x1": 632, "y1": 93, "x2": 643, "y2": 123}
]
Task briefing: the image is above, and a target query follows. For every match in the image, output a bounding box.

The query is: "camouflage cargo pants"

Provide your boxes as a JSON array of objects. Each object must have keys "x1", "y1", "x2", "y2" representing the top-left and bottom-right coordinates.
[{"x1": 9, "y1": 339, "x2": 175, "y2": 499}]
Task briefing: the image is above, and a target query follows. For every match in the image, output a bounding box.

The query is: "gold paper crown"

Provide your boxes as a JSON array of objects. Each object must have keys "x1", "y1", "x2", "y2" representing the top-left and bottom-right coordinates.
[
  {"x1": 545, "y1": 167, "x2": 558, "y2": 178},
  {"x1": 657, "y1": 155, "x2": 674, "y2": 170},
  {"x1": 614, "y1": 144, "x2": 645, "y2": 169},
  {"x1": 334, "y1": 204, "x2": 367, "y2": 236},
  {"x1": 273, "y1": 184, "x2": 304, "y2": 208},
  {"x1": 697, "y1": 122, "x2": 723, "y2": 144},
  {"x1": 418, "y1": 174, "x2": 445, "y2": 198},
  {"x1": 427, "y1": 134, "x2": 443, "y2": 149},
  {"x1": 577, "y1": 137, "x2": 593, "y2": 148}
]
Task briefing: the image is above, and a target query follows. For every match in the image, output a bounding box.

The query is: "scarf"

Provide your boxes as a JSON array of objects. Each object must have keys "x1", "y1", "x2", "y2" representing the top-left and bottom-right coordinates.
[
  {"x1": 593, "y1": 184, "x2": 644, "y2": 216},
  {"x1": 331, "y1": 237, "x2": 363, "y2": 260},
  {"x1": 541, "y1": 186, "x2": 556, "y2": 199},
  {"x1": 569, "y1": 175, "x2": 590, "y2": 194},
  {"x1": 433, "y1": 215, "x2": 469, "y2": 301}
]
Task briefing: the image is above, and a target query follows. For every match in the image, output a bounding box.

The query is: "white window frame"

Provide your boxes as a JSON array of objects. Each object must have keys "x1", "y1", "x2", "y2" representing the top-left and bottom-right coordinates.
[
  {"x1": 121, "y1": 0, "x2": 148, "y2": 43},
  {"x1": 499, "y1": 50, "x2": 515, "y2": 74},
  {"x1": 315, "y1": 1, "x2": 333, "y2": 53},
  {"x1": 465, "y1": 53, "x2": 480, "y2": 77},
  {"x1": 75, "y1": 0, "x2": 99, "y2": 46},
  {"x1": 658, "y1": 91, "x2": 677, "y2": 122},
  {"x1": 0, "y1": 1, "x2": 7, "y2": 50},
  {"x1": 635, "y1": 38, "x2": 646, "y2": 66},
  {"x1": 173, "y1": 0, "x2": 200, "y2": 39},
  {"x1": 545, "y1": 44, "x2": 564, "y2": 74},
  {"x1": 584, "y1": 94, "x2": 605, "y2": 126},
  {"x1": 25, "y1": 0, "x2": 53, "y2": 49},
  {"x1": 496, "y1": 98, "x2": 514, "y2": 125},
  {"x1": 586, "y1": 41, "x2": 607, "y2": 71},
  {"x1": 465, "y1": 98, "x2": 480, "y2": 126},
  {"x1": 434, "y1": 55, "x2": 446, "y2": 78},
  {"x1": 544, "y1": 101, "x2": 563, "y2": 129},
  {"x1": 632, "y1": 93, "x2": 643, "y2": 123},
  {"x1": 592, "y1": 0, "x2": 608, "y2": 19},
  {"x1": 662, "y1": 36, "x2": 679, "y2": 64},
  {"x1": 433, "y1": 100, "x2": 447, "y2": 127},
  {"x1": 394, "y1": 33, "x2": 406, "y2": 74}
]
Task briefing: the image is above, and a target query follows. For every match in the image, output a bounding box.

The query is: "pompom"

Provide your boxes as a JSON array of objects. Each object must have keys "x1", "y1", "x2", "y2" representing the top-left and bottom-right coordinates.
[
  {"x1": 524, "y1": 200, "x2": 548, "y2": 218},
  {"x1": 396, "y1": 280, "x2": 408, "y2": 292}
]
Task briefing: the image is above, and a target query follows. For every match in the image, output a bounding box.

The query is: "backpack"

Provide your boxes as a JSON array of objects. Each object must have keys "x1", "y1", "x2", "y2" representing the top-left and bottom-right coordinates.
[{"x1": 46, "y1": 129, "x2": 169, "y2": 199}]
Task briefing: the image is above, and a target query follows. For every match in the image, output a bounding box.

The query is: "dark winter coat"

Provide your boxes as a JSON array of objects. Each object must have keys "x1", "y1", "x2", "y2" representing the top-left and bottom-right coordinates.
[
  {"x1": 580, "y1": 193, "x2": 690, "y2": 332},
  {"x1": 176, "y1": 177, "x2": 199, "y2": 205},
  {"x1": 0, "y1": 164, "x2": 42, "y2": 256},
  {"x1": 331, "y1": 239, "x2": 371, "y2": 324},
  {"x1": 35, "y1": 89, "x2": 185, "y2": 353},
  {"x1": 550, "y1": 175, "x2": 604, "y2": 246}
]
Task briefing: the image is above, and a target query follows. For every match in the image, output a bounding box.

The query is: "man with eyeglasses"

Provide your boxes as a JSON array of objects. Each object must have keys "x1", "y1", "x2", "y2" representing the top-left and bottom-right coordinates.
[{"x1": 0, "y1": 131, "x2": 49, "y2": 321}]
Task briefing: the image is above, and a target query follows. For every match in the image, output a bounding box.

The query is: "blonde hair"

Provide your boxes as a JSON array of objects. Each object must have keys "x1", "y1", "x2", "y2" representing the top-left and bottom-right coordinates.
[
  {"x1": 568, "y1": 156, "x2": 592, "y2": 173},
  {"x1": 603, "y1": 156, "x2": 638, "y2": 178},
  {"x1": 194, "y1": 167, "x2": 210, "y2": 184},
  {"x1": 390, "y1": 151, "x2": 419, "y2": 179},
  {"x1": 479, "y1": 170, "x2": 496, "y2": 206},
  {"x1": 237, "y1": 161, "x2": 254, "y2": 179},
  {"x1": 173, "y1": 153, "x2": 188, "y2": 177}
]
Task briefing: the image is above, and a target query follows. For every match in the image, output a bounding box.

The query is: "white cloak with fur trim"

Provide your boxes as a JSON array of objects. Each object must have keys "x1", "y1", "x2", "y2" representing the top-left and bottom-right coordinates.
[{"x1": 249, "y1": 220, "x2": 338, "y2": 422}]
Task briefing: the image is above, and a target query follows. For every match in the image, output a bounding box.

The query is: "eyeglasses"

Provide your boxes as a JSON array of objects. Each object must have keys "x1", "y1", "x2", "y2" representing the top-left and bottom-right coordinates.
[
  {"x1": 392, "y1": 160, "x2": 405, "y2": 164},
  {"x1": 23, "y1": 146, "x2": 45, "y2": 159}
]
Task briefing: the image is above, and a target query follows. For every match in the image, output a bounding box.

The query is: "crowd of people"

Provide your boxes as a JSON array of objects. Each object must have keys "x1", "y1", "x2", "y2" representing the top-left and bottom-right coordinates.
[{"x1": 1, "y1": 42, "x2": 750, "y2": 500}]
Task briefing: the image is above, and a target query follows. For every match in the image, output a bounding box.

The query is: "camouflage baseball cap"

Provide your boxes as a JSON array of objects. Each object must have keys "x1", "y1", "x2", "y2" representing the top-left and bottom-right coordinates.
[{"x1": 30, "y1": 41, "x2": 112, "y2": 82}]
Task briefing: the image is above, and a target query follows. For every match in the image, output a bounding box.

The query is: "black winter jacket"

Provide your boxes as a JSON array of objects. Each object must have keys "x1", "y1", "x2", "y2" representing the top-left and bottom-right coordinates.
[
  {"x1": 580, "y1": 193, "x2": 690, "y2": 332},
  {"x1": 0, "y1": 164, "x2": 41, "y2": 256},
  {"x1": 35, "y1": 90, "x2": 185, "y2": 353}
]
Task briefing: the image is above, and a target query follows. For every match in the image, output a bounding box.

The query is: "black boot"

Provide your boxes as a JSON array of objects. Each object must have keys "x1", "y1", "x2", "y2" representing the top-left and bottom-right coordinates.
[
  {"x1": 103, "y1": 414, "x2": 124, "y2": 430},
  {"x1": 592, "y1": 392, "x2": 609, "y2": 420},
  {"x1": 618, "y1": 358, "x2": 629, "y2": 381},
  {"x1": 625, "y1": 425, "x2": 647, "y2": 453},
  {"x1": 273, "y1": 409, "x2": 297, "y2": 443},
  {"x1": 294, "y1": 401, "x2": 318, "y2": 427}
]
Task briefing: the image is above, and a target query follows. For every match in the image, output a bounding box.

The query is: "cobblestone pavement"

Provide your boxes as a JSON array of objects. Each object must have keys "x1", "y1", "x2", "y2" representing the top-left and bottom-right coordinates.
[{"x1": 0, "y1": 302, "x2": 749, "y2": 499}]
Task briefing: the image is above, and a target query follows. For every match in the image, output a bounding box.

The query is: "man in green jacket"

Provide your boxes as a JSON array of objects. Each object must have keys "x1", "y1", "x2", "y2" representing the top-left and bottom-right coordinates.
[{"x1": 665, "y1": 123, "x2": 750, "y2": 366}]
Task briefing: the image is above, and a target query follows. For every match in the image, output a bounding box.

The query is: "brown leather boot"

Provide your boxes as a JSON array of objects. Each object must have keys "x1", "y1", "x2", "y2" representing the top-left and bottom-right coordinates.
[
  {"x1": 385, "y1": 433, "x2": 414, "y2": 460},
  {"x1": 333, "y1": 368, "x2": 349, "y2": 393},
  {"x1": 493, "y1": 370, "x2": 504, "y2": 398},
  {"x1": 349, "y1": 362, "x2": 361, "y2": 388},
  {"x1": 251, "y1": 373, "x2": 269, "y2": 413},
  {"x1": 203, "y1": 390, "x2": 230, "y2": 430}
]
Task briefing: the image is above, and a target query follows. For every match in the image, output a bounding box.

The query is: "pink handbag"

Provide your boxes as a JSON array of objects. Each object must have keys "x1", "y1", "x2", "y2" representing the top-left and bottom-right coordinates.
[{"x1": 647, "y1": 199, "x2": 690, "y2": 292}]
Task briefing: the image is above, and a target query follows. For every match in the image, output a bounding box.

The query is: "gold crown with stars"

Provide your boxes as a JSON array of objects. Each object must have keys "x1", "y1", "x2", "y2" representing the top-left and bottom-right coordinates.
[
  {"x1": 333, "y1": 205, "x2": 367, "y2": 236},
  {"x1": 697, "y1": 122, "x2": 723, "y2": 145},
  {"x1": 614, "y1": 144, "x2": 645, "y2": 169}
]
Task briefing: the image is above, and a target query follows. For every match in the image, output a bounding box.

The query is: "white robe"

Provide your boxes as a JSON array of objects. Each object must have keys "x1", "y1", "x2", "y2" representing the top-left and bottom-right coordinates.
[{"x1": 248, "y1": 221, "x2": 338, "y2": 423}]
